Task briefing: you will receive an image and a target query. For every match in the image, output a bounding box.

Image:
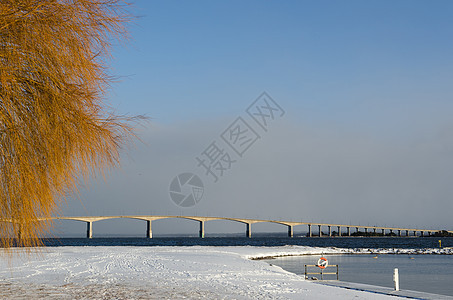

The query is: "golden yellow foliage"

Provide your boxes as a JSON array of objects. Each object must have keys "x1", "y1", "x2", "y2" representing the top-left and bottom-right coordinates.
[{"x1": 0, "y1": 0, "x2": 134, "y2": 248}]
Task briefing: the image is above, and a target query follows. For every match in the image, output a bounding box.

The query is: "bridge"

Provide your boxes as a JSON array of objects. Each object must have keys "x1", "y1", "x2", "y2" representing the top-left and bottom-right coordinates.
[{"x1": 21, "y1": 215, "x2": 453, "y2": 238}]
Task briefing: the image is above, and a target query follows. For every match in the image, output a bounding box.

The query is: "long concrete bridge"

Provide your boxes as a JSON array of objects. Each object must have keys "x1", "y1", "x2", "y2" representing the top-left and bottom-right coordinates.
[{"x1": 30, "y1": 215, "x2": 452, "y2": 239}]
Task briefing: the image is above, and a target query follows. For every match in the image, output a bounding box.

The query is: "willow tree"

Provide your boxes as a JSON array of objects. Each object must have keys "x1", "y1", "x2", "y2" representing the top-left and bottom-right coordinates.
[{"x1": 0, "y1": 0, "x2": 135, "y2": 248}]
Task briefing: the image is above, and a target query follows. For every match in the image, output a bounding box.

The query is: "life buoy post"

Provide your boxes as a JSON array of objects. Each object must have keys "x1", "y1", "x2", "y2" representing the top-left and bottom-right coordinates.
[{"x1": 317, "y1": 256, "x2": 328, "y2": 269}]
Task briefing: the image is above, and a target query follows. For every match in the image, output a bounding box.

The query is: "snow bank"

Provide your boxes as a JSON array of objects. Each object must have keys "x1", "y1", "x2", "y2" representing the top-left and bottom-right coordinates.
[
  {"x1": 0, "y1": 246, "x2": 433, "y2": 299},
  {"x1": 340, "y1": 247, "x2": 453, "y2": 255}
]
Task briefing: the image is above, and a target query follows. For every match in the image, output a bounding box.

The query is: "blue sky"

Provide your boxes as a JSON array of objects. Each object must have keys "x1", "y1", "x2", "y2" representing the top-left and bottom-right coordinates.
[
  {"x1": 109, "y1": 0, "x2": 453, "y2": 126},
  {"x1": 55, "y1": 1, "x2": 453, "y2": 236}
]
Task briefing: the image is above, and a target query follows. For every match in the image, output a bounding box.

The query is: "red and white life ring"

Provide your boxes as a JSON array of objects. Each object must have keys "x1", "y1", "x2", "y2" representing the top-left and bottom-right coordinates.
[{"x1": 317, "y1": 257, "x2": 328, "y2": 269}]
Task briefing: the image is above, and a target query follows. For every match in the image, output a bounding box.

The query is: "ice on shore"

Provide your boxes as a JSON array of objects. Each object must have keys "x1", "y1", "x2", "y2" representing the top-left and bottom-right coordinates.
[{"x1": 0, "y1": 245, "x2": 448, "y2": 299}]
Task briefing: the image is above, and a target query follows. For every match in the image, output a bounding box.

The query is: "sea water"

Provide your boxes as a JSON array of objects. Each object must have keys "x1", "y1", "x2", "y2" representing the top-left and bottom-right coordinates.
[
  {"x1": 264, "y1": 254, "x2": 453, "y2": 296},
  {"x1": 42, "y1": 235, "x2": 453, "y2": 248}
]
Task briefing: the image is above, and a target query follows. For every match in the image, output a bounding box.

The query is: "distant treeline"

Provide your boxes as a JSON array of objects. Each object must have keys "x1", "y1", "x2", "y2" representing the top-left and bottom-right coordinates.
[
  {"x1": 305, "y1": 230, "x2": 453, "y2": 237},
  {"x1": 432, "y1": 230, "x2": 453, "y2": 237}
]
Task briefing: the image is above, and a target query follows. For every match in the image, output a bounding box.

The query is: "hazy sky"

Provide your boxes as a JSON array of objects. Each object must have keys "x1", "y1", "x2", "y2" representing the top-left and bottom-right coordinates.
[{"x1": 53, "y1": 0, "x2": 453, "y2": 237}]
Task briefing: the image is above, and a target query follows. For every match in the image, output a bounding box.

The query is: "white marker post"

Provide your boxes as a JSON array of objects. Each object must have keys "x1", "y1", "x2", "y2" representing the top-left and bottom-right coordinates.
[{"x1": 393, "y1": 268, "x2": 399, "y2": 291}]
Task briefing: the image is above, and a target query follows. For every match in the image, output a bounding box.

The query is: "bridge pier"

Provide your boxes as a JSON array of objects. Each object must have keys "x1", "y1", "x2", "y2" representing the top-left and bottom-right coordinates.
[
  {"x1": 287, "y1": 225, "x2": 293, "y2": 238},
  {"x1": 246, "y1": 223, "x2": 251, "y2": 238},
  {"x1": 413, "y1": 231, "x2": 416, "y2": 236},
  {"x1": 86, "y1": 222, "x2": 92, "y2": 239},
  {"x1": 347, "y1": 227, "x2": 350, "y2": 236},
  {"x1": 398, "y1": 230, "x2": 401, "y2": 237},
  {"x1": 420, "y1": 231, "x2": 424, "y2": 237},
  {"x1": 364, "y1": 228, "x2": 368, "y2": 235},
  {"x1": 318, "y1": 225, "x2": 322, "y2": 237},
  {"x1": 390, "y1": 229, "x2": 393, "y2": 235},
  {"x1": 406, "y1": 230, "x2": 408, "y2": 236},
  {"x1": 337, "y1": 226, "x2": 341, "y2": 237},
  {"x1": 373, "y1": 228, "x2": 376, "y2": 234},
  {"x1": 308, "y1": 224, "x2": 312, "y2": 237},
  {"x1": 382, "y1": 229, "x2": 385, "y2": 235},
  {"x1": 328, "y1": 226, "x2": 332, "y2": 237},
  {"x1": 199, "y1": 221, "x2": 205, "y2": 238},
  {"x1": 146, "y1": 220, "x2": 152, "y2": 238}
]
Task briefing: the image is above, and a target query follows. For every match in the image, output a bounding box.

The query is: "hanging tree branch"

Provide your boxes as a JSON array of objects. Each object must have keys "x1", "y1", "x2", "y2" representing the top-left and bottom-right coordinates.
[{"x1": 0, "y1": 0, "x2": 136, "y2": 249}]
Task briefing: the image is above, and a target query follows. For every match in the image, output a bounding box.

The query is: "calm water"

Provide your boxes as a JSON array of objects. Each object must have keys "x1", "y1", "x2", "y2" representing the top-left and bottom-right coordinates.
[
  {"x1": 42, "y1": 236, "x2": 453, "y2": 248},
  {"x1": 264, "y1": 254, "x2": 453, "y2": 296}
]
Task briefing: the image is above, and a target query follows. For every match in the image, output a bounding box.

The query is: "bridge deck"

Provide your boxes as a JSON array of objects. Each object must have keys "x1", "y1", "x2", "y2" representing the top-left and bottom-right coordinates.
[{"x1": 3, "y1": 215, "x2": 452, "y2": 238}]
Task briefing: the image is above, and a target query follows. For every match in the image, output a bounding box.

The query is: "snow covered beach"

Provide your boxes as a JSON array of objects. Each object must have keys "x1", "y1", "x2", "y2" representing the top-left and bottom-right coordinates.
[{"x1": 0, "y1": 246, "x2": 452, "y2": 299}]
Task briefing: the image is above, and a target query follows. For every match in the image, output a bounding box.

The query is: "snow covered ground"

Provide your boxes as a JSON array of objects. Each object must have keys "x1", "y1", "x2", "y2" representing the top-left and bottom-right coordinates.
[{"x1": 0, "y1": 246, "x2": 450, "y2": 299}]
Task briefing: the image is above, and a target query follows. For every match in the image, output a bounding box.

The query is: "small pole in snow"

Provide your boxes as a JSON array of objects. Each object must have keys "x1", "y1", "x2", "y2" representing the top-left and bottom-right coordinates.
[
  {"x1": 439, "y1": 240, "x2": 442, "y2": 248},
  {"x1": 393, "y1": 268, "x2": 399, "y2": 291}
]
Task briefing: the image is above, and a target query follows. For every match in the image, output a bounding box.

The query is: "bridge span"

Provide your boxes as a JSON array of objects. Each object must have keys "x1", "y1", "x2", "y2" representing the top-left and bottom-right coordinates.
[{"x1": 31, "y1": 215, "x2": 452, "y2": 239}]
